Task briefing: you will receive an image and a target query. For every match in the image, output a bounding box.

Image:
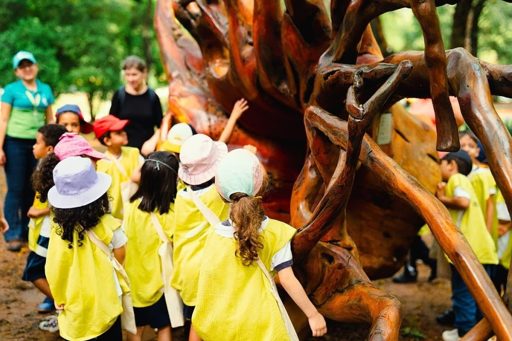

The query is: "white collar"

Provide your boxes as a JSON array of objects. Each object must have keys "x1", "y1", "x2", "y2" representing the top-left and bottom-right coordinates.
[{"x1": 214, "y1": 217, "x2": 269, "y2": 238}]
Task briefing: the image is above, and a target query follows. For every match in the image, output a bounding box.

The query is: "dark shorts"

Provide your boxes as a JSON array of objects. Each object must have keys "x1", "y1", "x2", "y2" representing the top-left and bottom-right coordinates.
[
  {"x1": 183, "y1": 304, "x2": 195, "y2": 320},
  {"x1": 22, "y1": 251, "x2": 46, "y2": 282},
  {"x1": 89, "y1": 316, "x2": 122, "y2": 341},
  {"x1": 134, "y1": 294, "x2": 171, "y2": 329}
]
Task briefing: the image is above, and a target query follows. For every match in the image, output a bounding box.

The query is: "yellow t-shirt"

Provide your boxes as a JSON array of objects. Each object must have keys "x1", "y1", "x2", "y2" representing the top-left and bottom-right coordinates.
[
  {"x1": 45, "y1": 215, "x2": 124, "y2": 341},
  {"x1": 496, "y1": 191, "x2": 512, "y2": 269},
  {"x1": 445, "y1": 173, "x2": 498, "y2": 265},
  {"x1": 28, "y1": 192, "x2": 49, "y2": 252},
  {"x1": 171, "y1": 185, "x2": 229, "y2": 306},
  {"x1": 469, "y1": 167, "x2": 498, "y2": 242},
  {"x1": 124, "y1": 198, "x2": 175, "y2": 307},
  {"x1": 192, "y1": 218, "x2": 297, "y2": 341},
  {"x1": 97, "y1": 146, "x2": 142, "y2": 219}
]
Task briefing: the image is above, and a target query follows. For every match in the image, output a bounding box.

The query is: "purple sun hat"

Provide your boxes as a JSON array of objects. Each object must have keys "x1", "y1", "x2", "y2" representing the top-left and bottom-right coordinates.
[{"x1": 48, "y1": 157, "x2": 111, "y2": 209}]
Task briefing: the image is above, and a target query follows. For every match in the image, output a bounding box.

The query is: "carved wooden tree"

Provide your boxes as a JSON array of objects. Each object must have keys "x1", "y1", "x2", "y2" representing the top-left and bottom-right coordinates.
[{"x1": 155, "y1": 0, "x2": 512, "y2": 339}]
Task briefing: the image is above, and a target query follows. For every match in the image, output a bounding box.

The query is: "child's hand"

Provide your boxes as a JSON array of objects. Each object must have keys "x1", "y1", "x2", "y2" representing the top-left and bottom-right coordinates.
[
  {"x1": 0, "y1": 217, "x2": 8, "y2": 233},
  {"x1": 308, "y1": 311, "x2": 327, "y2": 337},
  {"x1": 230, "y1": 98, "x2": 249, "y2": 121},
  {"x1": 498, "y1": 222, "x2": 511, "y2": 237},
  {"x1": 435, "y1": 182, "x2": 446, "y2": 198},
  {"x1": 243, "y1": 144, "x2": 257, "y2": 154},
  {"x1": 27, "y1": 206, "x2": 50, "y2": 219}
]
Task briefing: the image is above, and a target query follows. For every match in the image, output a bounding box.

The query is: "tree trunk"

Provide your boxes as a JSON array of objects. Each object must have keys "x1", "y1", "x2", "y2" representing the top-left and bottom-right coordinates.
[
  {"x1": 469, "y1": 0, "x2": 486, "y2": 56},
  {"x1": 371, "y1": 18, "x2": 392, "y2": 56},
  {"x1": 450, "y1": 0, "x2": 473, "y2": 49},
  {"x1": 142, "y1": 0, "x2": 153, "y2": 73}
]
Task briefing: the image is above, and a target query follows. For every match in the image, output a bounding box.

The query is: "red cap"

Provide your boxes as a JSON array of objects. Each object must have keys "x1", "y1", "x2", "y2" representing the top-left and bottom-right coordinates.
[{"x1": 92, "y1": 115, "x2": 129, "y2": 139}]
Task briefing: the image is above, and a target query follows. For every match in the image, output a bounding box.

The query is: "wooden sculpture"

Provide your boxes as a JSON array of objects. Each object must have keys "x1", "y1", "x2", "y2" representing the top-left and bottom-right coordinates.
[{"x1": 155, "y1": 1, "x2": 512, "y2": 339}]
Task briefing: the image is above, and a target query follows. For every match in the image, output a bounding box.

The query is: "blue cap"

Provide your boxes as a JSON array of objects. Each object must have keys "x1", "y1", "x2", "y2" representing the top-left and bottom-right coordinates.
[
  {"x1": 56, "y1": 104, "x2": 82, "y2": 116},
  {"x1": 12, "y1": 51, "x2": 36, "y2": 69}
]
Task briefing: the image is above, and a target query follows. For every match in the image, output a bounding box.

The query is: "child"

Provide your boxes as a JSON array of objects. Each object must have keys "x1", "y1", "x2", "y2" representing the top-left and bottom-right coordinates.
[
  {"x1": 494, "y1": 192, "x2": 511, "y2": 293},
  {"x1": 46, "y1": 157, "x2": 127, "y2": 340},
  {"x1": 55, "y1": 104, "x2": 94, "y2": 134},
  {"x1": 192, "y1": 149, "x2": 327, "y2": 340},
  {"x1": 22, "y1": 124, "x2": 66, "y2": 319},
  {"x1": 93, "y1": 115, "x2": 143, "y2": 219},
  {"x1": 436, "y1": 150, "x2": 498, "y2": 341},
  {"x1": 459, "y1": 131, "x2": 498, "y2": 241},
  {"x1": 124, "y1": 151, "x2": 179, "y2": 341},
  {"x1": 171, "y1": 134, "x2": 230, "y2": 341}
]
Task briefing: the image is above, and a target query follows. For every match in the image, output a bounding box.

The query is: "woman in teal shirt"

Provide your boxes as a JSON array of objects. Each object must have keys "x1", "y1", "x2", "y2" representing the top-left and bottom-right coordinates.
[{"x1": 0, "y1": 51, "x2": 54, "y2": 252}]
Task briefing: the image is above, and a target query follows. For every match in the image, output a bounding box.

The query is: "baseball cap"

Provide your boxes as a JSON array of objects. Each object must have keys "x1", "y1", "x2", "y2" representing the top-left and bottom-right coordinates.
[
  {"x1": 166, "y1": 123, "x2": 194, "y2": 153},
  {"x1": 56, "y1": 104, "x2": 94, "y2": 134},
  {"x1": 92, "y1": 115, "x2": 129, "y2": 139},
  {"x1": 12, "y1": 51, "x2": 36, "y2": 69}
]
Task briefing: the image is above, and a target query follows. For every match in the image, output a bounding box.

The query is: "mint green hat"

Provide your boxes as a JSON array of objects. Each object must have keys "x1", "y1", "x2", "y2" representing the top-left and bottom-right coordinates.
[{"x1": 215, "y1": 149, "x2": 264, "y2": 201}]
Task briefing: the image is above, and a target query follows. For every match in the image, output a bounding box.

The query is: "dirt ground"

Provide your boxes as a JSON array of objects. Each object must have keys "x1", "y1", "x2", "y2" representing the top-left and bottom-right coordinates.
[{"x1": 0, "y1": 169, "x2": 452, "y2": 341}]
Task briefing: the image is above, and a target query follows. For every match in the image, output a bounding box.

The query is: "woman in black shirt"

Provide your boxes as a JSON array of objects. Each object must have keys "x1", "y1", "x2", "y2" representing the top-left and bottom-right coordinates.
[{"x1": 109, "y1": 56, "x2": 163, "y2": 149}]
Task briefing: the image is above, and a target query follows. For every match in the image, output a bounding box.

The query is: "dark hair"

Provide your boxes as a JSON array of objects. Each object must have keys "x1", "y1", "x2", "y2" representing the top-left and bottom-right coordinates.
[
  {"x1": 122, "y1": 55, "x2": 147, "y2": 72},
  {"x1": 98, "y1": 131, "x2": 112, "y2": 146},
  {"x1": 130, "y1": 151, "x2": 179, "y2": 214},
  {"x1": 459, "y1": 131, "x2": 479, "y2": 145},
  {"x1": 53, "y1": 193, "x2": 110, "y2": 248},
  {"x1": 230, "y1": 193, "x2": 264, "y2": 266},
  {"x1": 442, "y1": 151, "x2": 473, "y2": 176},
  {"x1": 32, "y1": 153, "x2": 60, "y2": 203},
  {"x1": 38, "y1": 124, "x2": 67, "y2": 147}
]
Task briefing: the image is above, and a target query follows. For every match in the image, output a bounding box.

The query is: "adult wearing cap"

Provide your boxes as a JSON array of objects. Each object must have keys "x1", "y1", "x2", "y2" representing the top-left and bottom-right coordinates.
[
  {"x1": 0, "y1": 51, "x2": 54, "y2": 251},
  {"x1": 109, "y1": 55, "x2": 162, "y2": 150}
]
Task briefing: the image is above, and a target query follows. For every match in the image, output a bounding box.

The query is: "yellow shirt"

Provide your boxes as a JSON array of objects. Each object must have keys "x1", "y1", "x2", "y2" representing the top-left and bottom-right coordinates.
[
  {"x1": 445, "y1": 173, "x2": 498, "y2": 265},
  {"x1": 28, "y1": 193, "x2": 49, "y2": 252},
  {"x1": 469, "y1": 167, "x2": 498, "y2": 242},
  {"x1": 496, "y1": 191, "x2": 512, "y2": 269},
  {"x1": 192, "y1": 219, "x2": 297, "y2": 341},
  {"x1": 171, "y1": 185, "x2": 229, "y2": 306},
  {"x1": 97, "y1": 146, "x2": 142, "y2": 219},
  {"x1": 45, "y1": 215, "x2": 124, "y2": 340},
  {"x1": 124, "y1": 198, "x2": 175, "y2": 307}
]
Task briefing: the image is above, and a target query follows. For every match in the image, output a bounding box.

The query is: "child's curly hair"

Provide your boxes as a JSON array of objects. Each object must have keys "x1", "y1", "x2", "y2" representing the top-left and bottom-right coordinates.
[
  {"x1": 31, "y1": 153, "x2": 60, "y2": 203},
  {"x1": 230, "y1": 192, "x2": 264, "y2": 266},
  {"x1": 53, "y1": 193, "x2": 110, "y2": 248}
]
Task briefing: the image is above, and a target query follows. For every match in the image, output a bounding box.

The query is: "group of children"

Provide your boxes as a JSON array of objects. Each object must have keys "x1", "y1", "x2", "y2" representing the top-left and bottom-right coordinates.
[
  {"x1": 18, "y1": 100, "x2": 328, "y2": 340},
  {"x1": 433, "y1": 132, "x2": 511, "y2": 341}
]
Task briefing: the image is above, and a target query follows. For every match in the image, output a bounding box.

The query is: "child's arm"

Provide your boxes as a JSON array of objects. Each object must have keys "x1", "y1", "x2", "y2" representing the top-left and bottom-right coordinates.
[
  {"x1": 436, "y1": 182, "x2": 470, "y2": 210},
  {"x1": 278, "y1": 267, "x2": 327, "y2": 337},
  {"x1": 485, "y1": 195, "x2": 496, "y2": 233},
  {"x1": 218, "y1": 98, "x2": 249, "y2": 143},
  {"x1": 27, "y1": 206, "x2": 51, "y2": 219},
  {"x1": 113, "y1": 245, "x2": 126, "y2": 264},
  {"x1": 0, "y1": 215, "x2": 8, "y2": 233},
  {"x1": 141, "y1": 130, "x2": 160, "y2": 157},
  {"x1": 160, "y1": 113, "x2": 173, "y2": 141}
]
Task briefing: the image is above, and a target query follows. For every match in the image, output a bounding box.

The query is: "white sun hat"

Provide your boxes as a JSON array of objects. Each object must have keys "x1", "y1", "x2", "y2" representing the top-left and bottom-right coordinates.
[{"x1": 48, "y1": 157, "x2": 112, "y2": 209}]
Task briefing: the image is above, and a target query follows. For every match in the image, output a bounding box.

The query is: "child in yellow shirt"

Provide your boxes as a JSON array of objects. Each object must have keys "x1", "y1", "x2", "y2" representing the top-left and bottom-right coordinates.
[
  {"x1": 192, "y1": 149, "x2": 327, "y2": 340},
  {"x1": 22, "y1": 124, "x2": 66, "y2": 318},
  {"x1": 171, "y1": 134, "x2": 230, "y2": 341},
  {"x1": 46, "y1": 157, "x2": 128, "y2": 340},
  {"x1": 494, "y1": 191, "x2": 511, "y2": 293},
  {"x1": 124, "y1": 152, "x2": 180, "y2": 341},
  {"x1": 436, "y1": 150, "x2": 498, "y2": 340},
  {"x1": 93, "y1": 115, "x2": 143, "y2": 219},
  {"x1": 460, "y1": 131, "x2": 498, "y2": 241}
]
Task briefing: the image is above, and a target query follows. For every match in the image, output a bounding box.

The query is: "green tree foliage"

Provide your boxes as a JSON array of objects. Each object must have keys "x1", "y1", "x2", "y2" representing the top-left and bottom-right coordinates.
[
  {"x1": 0, "y1": 0, "x2": 163, "y2": 114},
  {"x1": 380, "y1": 2, "x2": 512, "y2": 64}
]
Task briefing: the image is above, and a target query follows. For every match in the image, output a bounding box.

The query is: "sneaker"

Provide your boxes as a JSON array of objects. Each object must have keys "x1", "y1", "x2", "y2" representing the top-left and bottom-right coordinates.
[
  {"x1": 38, "y1": 297, "x2": 55, "y2": 313},
  {"x1": 442, "y1": 329, "x2": 460, "y2": 341},
  {"x1": 6, "y1": 240, "x2": 23, "y2": 252},
  {"x1": 436, "y1": 309, "x2": 455, "y2": 325},
  {"x1": 39, "y1": 315, "x2": 59, "y2": 333}
]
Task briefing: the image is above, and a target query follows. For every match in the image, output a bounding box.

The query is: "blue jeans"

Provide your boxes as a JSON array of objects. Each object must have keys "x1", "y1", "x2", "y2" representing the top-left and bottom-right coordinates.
[
  {"x1": 451, "y1": 264, "x2": 496, "y2": 335},
  {"x1": 3, "y1": 136, "x2": 37, "y2": 242}
]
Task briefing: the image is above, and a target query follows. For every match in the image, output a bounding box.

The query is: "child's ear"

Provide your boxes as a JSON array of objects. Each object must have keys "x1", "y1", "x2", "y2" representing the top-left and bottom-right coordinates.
[
  {"x1": 103, "y1": 136, "x2": 112, "y2": 147},
  {"x1": 47, "y1": 146, "x2": 54, "y2": 153}
]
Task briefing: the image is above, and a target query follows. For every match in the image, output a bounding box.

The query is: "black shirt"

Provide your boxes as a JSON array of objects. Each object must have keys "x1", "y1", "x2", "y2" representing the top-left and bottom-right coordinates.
[{"x1": 109, "y1": 87, "x2": 163, "y2": 149}]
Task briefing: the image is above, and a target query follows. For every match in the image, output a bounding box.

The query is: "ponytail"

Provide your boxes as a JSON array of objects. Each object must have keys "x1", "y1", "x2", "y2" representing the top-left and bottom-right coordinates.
[{"x1": 230, "y1": 192, "x2": 264, "y2": 266}]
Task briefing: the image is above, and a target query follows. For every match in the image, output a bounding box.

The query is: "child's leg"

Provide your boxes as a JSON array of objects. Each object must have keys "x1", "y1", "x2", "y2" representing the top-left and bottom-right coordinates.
[
  {"x1": 126, "y1": 326, "x2": 145, "y2": 341},
  {"x1": 451, "y1": 266, "x2": 478, "y2": 335},
  {"x1": 33, "y1": 278, "x2": 52, "y2": 298},
  {"x1": 157, "y1": 325, "x2": 172, "y2": 341},
  {"x1": 188, "y1": 325, "x2": 201, "y2": 341}
]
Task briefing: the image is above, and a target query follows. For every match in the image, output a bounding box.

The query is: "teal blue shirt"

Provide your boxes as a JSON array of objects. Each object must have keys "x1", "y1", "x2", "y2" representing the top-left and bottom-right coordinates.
[{"x1": 1, "y1": 79, "x2": 54, "y2": 139}]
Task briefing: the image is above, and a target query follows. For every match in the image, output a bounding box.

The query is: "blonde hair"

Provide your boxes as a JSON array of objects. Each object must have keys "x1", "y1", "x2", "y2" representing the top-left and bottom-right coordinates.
[{"x1": 230, "y1": 192, "x2": 264, "y2": 266}]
